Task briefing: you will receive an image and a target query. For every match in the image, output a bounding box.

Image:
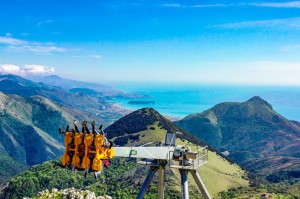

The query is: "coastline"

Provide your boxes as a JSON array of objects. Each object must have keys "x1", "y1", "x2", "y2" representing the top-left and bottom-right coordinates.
[
  {"x1": 110, "y1": 84, "x2": 300, "y2": 122},
  {"x1": 112, "y1": 102, "x2": 182, "y2": 122},
  {"x1": 110, "y1": 103, "x2": 132, "y2": 115}
]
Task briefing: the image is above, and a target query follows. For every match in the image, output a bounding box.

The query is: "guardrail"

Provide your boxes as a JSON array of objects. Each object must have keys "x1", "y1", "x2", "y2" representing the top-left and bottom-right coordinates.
[{"x1": 169, "y1": 145, "x2": 208, "y2": 170}]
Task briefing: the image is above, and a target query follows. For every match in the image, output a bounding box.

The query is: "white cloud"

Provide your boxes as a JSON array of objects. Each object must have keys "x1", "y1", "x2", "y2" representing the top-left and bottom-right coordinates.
[
  {"x1": 249, "y1": 1, "x2": 300, "y2": 8},
  {"x1": 8, "y1": 45, "x2": 65, "y2": 53},
  {"x1": 71, "y1": 54, "x2": 102, "y2": 59},
  {"x1": 20, "y1": 33, "x2": 30, "y2": 36},
  {"x1": 161, "y1": 3, "x2": 226, "y2": 8},
  {"x1": 0, "y1": 64, "x2": 24, "y2": 75},
  {"x1": 0, "y1": 64, "x2": 55, "y2": 76},
  {"x1": 88, "y1": 54, "x2": 102, "y2": 59},
  {"x1": 37, "y1": 19, "x2": 53, "y2": 26},
  {"x1": 0, "y1": 36, "x2": 27, "y2": 45},
  {"x1": 215, "y1": 17, "x2": 300, "y2": 29},
  {"x1": 162, "y1": 4, "x2": 181, "y2": 7},
  {"x1": 162, "y1": 2, "x2": 300, "y2": 9},
  {"x1": 0, "y1": 35, "x2": 65, "y2": 53},
  {"x1": 23, "y1": 65, "x2": 55, "y2": 75}
]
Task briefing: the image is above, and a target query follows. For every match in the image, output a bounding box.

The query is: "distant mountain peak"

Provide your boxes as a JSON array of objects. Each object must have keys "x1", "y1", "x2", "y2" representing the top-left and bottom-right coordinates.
[
  {"x1": 105, "y1": 107, "x2": 166, "y2": 139},
  {"x1": 0, "y1": 74, "x2": 25, "y2": 81},
  {"x1": 132, "y1": 107, "x2": 161, "y2": 117},
  {"x1": 44, "y1": 75, "x2": 62, "y2": 79},
  {"x1": 248, "y1": 96, "x2": 264, "y2": 101},
  {"x1": 105, "y1": 107, "x2": 205, "y2": 146},
  {"x1": 246, "y1": 96, "x2": 273, "y2": 109}
]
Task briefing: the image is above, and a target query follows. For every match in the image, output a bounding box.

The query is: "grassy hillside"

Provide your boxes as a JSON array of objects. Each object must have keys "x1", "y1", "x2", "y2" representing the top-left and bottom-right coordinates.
[
  {"x1": 115, "y1": 119, "x2": 249, "y2": 197},
  {"x1": 169, "y1": 139, "x2": 249, "y2": 197},
  {"x1": 218, "y1": 183, "x2": 300, "y2": 198},
  {"x1": 1, "y1": 108, "x2": 250, "y2": 199},
  {"x1": 175, "y1": 96, "x2": 300, "y2": 182}
]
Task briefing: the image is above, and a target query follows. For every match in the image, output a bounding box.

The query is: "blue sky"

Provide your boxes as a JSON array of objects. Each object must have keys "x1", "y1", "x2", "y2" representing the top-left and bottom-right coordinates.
[{"x1": 1, "y1": 0, "x2": 300, "y2": 84}]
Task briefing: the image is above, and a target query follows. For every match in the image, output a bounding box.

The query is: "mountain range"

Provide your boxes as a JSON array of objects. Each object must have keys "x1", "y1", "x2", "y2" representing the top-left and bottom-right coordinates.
[
  {"x1": 0, "y1": 74, "x2": 131, "y2": 123},
  {"x1": 29, "y1": 75, "x2": 146, "y2": 98}
]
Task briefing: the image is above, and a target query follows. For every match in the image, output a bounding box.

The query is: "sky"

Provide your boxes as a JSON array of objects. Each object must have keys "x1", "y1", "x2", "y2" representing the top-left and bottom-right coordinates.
[{"x1": 1, "y1": 0, "x2": 300, "y2": 84}]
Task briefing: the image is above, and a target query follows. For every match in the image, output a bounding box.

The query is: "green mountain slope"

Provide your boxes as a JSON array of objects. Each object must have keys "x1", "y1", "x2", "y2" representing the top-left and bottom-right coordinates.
[
  {"x1": 175, "y1": 96, "x2": 300, "y2": 182},
  {"x1": 0, "y1": 92, "x2": 77, "y2": 182},
  {"x1": 0, "y1": 108, "x2": 249, "y2": 198},
  {"x1": 0, "y1": 92, "x2": 67, "y2": 161}
]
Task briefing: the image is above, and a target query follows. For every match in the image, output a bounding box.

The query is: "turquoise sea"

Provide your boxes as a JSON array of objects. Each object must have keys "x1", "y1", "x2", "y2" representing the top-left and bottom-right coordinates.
[{"x1": 110, "y1": 82, "x2": 300, "y2": 121}]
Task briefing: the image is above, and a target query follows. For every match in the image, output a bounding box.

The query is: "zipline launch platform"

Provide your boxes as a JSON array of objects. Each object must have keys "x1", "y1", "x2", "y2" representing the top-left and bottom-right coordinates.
[{"x1": 59, "y1": 121, "x2": 211, "y2": 199}]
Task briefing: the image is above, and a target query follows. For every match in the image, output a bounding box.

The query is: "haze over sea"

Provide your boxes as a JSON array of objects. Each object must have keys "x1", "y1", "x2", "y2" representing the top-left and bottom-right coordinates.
[{"x1": 111, "y1": 82, "x2": 300, "y2": 121}]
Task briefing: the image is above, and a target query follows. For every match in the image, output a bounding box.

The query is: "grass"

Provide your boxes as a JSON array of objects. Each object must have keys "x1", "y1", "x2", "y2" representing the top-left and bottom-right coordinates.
[
  {"x1": 131, "y1": 122, "x2": 167, "y2": 145},
  {"x1": 112, "y1": 121, "x2": 167, "y2": 146},
  {"x1": 198, "y1": 151, "x2": 249, "y2": 197},
  {"x1": 218, "y1": 186, "x2": 300, "y2": 199}
]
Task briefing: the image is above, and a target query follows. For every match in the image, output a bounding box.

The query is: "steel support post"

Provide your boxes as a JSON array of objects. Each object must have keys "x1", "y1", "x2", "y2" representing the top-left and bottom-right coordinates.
[
  {"x1": 158, "y1": 165, "x2": 166, "y2": 199},
  {"x1": 136, "y1": 166, "x2": 159, "y2": 199},
  {"x1": 190, "y1": 170, "x2": 211, "y2": 199},
  {"x1": 180, "y1": 169, "x2": 189, "y2": 199}
]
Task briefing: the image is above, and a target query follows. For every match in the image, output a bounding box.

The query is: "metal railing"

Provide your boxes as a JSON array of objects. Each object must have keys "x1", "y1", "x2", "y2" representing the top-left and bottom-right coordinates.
[{"x1": 169, "y1": 145, "x2": 208, "y2": 170}]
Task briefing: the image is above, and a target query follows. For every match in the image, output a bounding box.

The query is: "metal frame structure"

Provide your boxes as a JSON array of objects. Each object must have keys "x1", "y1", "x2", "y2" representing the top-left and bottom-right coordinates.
[
  {"x1": 114, "y1": 145, "x2": 211, "y2": 199},
  {"x1": 60, "y1": 123, "x2": 210, "y2": 198}
]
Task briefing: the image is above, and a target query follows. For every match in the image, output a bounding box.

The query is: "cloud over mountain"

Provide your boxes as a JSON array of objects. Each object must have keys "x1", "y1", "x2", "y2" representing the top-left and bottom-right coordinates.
[{"x1": 0, "y1": 64, "x2": 55, "y2": 76}]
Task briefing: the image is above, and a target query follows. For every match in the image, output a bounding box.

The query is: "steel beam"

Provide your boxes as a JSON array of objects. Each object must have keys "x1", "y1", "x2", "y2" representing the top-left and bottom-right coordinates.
[
  {"x1": 114, "y1": 146, "x2": 175, "y2": 160},
  {"x1": 180, "y1": 169, "x2": 189, "y2": 199},
  {"x1": 158, "y1": 165, "x2": 166, "y2": 199},
  {"x1": 190, "y1": 170, "x2": 211, "y2": 199},
  {"x1": 136, "y1": 166, "x2": 158, "y2": 199}
]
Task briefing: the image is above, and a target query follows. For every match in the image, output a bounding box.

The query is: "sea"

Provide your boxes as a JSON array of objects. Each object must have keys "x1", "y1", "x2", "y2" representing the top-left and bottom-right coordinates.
[{"x1": 110, "y1": 82, "x2": 300, "y2": 121}]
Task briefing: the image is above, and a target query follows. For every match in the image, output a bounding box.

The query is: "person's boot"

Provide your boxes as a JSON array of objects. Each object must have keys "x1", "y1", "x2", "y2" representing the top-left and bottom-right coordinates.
[
  {"x1": 66, "y1": 125, "x2": 70, "y2": 132},
  {"x1": 74, "y1": 120, "x2": 80, "y2": 133}
]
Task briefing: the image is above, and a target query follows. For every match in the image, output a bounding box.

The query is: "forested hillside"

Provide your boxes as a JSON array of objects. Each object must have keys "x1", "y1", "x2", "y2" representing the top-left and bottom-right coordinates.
[{"x1": 175, "y1": 96, "x2": 300, "y2": 182}]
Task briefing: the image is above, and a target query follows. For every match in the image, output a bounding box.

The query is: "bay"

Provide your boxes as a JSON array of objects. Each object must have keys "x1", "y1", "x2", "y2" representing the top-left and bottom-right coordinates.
[{"x1": 110, "y1": 82, "x2": 300, "y2": 121}]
